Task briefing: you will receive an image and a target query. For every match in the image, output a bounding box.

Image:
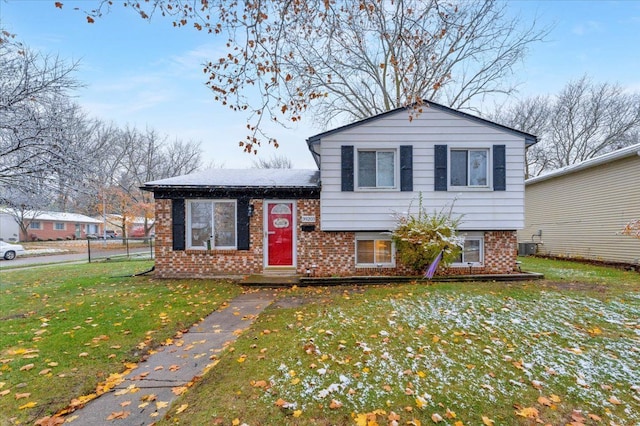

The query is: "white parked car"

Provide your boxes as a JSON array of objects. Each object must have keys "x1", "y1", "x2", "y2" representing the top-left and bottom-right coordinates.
[{"x1": 0, "y1": 241, "x2": 26, "y2": 260}]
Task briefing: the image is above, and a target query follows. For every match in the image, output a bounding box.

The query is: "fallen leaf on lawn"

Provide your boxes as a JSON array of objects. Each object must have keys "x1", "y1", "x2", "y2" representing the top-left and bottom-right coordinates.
[
  {"x1": 549, "y1": 394, "x2": 562, "y2": 403},
  {"x1": 20, "y1": 363, "x2": 34, "y2": 371},
  {"x1": 515, "y1": 407, "x2": 539, "y2": 418},
  {"x1": 251, "y1": 380, "x2": 268, "y2": 388},
  {"x1": 431, "y1": 413, "x2": 443, "y2": 422},
  {"x1": 39, "y1": 369, "x2": 52, "y2": 375},
  {"x1": 78, "y1": 352, "x2": 89, "y2": 357},
  {"x1": 531, "y1": 380, "x2": 543, "y2": 390},
  {"x1": 15, "y1": 392, "x2": 31, "y2": 399},
  {"x1": 107, "y1": 410, "x2": 130, "y2": 420},
  {"x1": 445, "y1": 408, "x2": 456, "y2": 419},
  {"x1": 388, "y1": 411, "x2": 401, "y2": 421},
  {"x1": 232, "y1": 419, "x2": 240, "y2": 426},
  {"x1": 482, "y1": 416, "x2": 495, "y2": 425},
  {"x1": 293, "y1": 410, "x2": 302, "y2": 417},
  {"x1": 538, "y1": 396, "x2": 552, "y2": 407},
  {"x1": 608, "y1": 396, "x2": 622, "y2": 405},
  {"x1": 454, "y1": 422, "x2": 464, "y2": 426},
  {"x1": 175, "y1": 403, "x2": 188, "y2": 414},
  {"x1": 0, "y1": 390, "x2": 10, "y2": 397},
  {"x1": 588, "y1": 413, "x2": 602, "y2": 421},
  {"x1": 329, "y1": 399, "x2": 343, "y2": 409},
  {"x1": 571, "y1": 410, "x2": 586, "y2": 423},
  {"x1": 19, "y1": 401, "x2": 37, "y2": 409}
]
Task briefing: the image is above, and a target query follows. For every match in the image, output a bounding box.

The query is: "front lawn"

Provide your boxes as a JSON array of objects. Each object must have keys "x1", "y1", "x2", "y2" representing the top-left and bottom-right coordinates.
[
  {"x1": 160, "y1": 258, "x2": 640, "y2": 425},
  {"x1": 0, "y1": 261, "x2": 242, "y2": 425}
]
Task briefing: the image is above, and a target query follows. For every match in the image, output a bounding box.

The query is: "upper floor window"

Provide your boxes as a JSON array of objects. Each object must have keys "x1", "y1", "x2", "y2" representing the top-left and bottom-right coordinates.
[
  {"x1": 358, "y1": 150, "x2": 395, "y2": 189},
  {"x1": 450, "y1": 149, "x2": 489, "y2": 187},
  {"x1": 54, "y1": 222, "x2": 65, "y2": 230},
  {"x1": 187, "y1": 200, "x2": 237, "y2": 249}
]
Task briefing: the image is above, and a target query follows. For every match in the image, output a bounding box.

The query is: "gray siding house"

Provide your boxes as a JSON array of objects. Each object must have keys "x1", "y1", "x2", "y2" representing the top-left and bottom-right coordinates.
[{"x1": 520, "y1": 143, "x2": 640, "y2": 266}]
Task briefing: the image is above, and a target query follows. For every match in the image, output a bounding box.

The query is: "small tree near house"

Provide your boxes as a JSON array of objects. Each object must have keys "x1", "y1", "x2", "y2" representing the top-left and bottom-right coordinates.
[{"x1": 391, "y1": 196, "x2": 464, "y2": 273}]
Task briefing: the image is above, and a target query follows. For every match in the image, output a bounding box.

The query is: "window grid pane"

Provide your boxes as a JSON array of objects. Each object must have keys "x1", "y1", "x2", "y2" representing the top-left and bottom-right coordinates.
[
  {"x1": 375, "y1": 240, "x2": 392, "y2": 263},
  {"x1": 468, "y1": 150, "x2": 487, "y2": 186},
  {"x1": 358, "y1": 151, "x2": 376, "y2": 187},
  {"x1": 190, "y1": 202, "x2": 213, "y2": 248},
  {"x1": 214, "y1": 202, "x2": 236, "y2": 247},
  {"x1": 377, "y1": 152, "x2": 395, "y2": 187},
  {"x1": 450, "y1": 150, "x2": 468, "y2": 186},
  {"x1": 357, "y1": 240, "x2": 374, "y2": 264}
]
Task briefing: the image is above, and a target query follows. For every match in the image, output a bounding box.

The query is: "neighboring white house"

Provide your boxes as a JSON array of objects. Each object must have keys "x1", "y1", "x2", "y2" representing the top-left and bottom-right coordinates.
[
  {"x1": 520, "y1": 143, "x2": 640, "y2": 266},
  {"x1": 0, "y1": 211, "x2": 20, "y2": 242},
  {"x1": 142, "y1": 101, "x2": 536, "y2": 278}
]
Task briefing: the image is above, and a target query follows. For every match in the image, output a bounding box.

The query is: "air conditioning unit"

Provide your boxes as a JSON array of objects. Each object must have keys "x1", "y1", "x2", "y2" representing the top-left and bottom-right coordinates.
[{"x1": 518, "y1": 242, "x2": 537, "y2": 256}]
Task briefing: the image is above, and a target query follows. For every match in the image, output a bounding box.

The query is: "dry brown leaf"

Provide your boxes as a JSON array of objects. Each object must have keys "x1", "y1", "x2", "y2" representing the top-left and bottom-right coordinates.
[
  {"x1": 15, "y1": 392, "x2": 31, "y2": 399},
  {"x1": 176, "y1": 403, "x2": 188, "y2": 414},
  {"x1": 608, "y1": 395, "x2": 622, "y2": 405},
  {"x1": 588, "y1": 413, "x2": 602, "y2": 421},
  {"x1": 20, "y1": 363, "x2": 34, "y2": 371},
  {"x1": 431, "y1": 413, "x2": 443, "y2": 422},
  {"x1": 537, "y1": 396, "x2": 552, "y2": 407},
  {"x1": 329, "y1": 399, "x2": 343, "y2": 409},
  {"x1": 515, "y1": 407, "x2": 539, "y2": 418},
  {"x1": 106, "y1": 410, "x2": 130, "y2": 420}
]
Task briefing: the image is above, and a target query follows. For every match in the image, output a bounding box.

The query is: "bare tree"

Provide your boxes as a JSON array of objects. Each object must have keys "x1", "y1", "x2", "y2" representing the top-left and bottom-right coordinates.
[
  {"x1": 0, "y1": 32, "x2": 84, "y2": 190},
  {"x1": 74, "y1": 0, "x2": 547, "y2": 153},
  {"x1": 252, "y1": 154, "x2": 293, "y2": 169},
  {"x1": 548, "y1": 76, "x2": 640, "y2": 168},
  {"x1": 490, "y1": 77, "x2": 640, "y2": 177},
  {"x1": 0, "y1": 177, "x2": 55, "y2": 241}
]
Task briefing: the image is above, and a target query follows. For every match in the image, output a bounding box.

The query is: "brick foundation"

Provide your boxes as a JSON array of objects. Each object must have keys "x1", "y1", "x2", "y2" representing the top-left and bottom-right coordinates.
[{"x1": 154, "y1": 199, "x2": 519, "y2": 278}]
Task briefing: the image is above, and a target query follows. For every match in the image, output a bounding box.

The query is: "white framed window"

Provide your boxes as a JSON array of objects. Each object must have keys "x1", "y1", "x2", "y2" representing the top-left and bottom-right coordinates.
[
  {"x1": 450, "y1": 149, "x2": 489, "y2": 187},
  {"x1": 29, "y1": 222, "x2": 42, "y2": 230},
  {"x1": 54, "y1": 222, "x2": 65, "y2": 230},
  {"x1": 452, "y1": 233, "x2": 484, "y2": 266},
  {"x1": 356, "y1": 233, "x2": 395, "y2": 267},
  {"x1": 357, "y1": 149, "x2": 396, "y2": 189},
  {"x1": 187, "y1": 200, "x2": 237, "y2": 249}
]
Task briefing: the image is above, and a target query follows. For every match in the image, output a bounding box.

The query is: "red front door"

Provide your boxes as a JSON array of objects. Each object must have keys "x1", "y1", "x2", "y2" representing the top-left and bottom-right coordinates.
[{"x1": 267, "y1": 202, "x2": 294, "y2": 266}]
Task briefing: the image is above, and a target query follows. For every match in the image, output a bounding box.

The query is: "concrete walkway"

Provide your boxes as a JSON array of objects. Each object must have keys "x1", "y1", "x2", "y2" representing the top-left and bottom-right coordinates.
[{"x1": 62, "y1": 289, "x2": 276, "y2": 425}]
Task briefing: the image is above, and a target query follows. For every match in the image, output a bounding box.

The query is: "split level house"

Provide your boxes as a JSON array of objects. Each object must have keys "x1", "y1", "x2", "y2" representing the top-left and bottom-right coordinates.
[{"x1": 142, "y1": 101, "x2": 537, "y2": 278}]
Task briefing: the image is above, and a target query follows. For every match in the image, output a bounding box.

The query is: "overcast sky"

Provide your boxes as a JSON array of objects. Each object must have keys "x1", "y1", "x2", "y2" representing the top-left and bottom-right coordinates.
[{"x1": 2, "y1": 0, "x2": 640, "y2": 169}]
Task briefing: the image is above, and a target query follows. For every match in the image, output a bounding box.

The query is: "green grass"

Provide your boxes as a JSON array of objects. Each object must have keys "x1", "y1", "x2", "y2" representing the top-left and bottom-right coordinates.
[
  {"x1": 158, "y1": 258, "x2": 640, "y2": 425},
  {"x1": 0, "y1": 261, "x2": 242, "y2": 425}
]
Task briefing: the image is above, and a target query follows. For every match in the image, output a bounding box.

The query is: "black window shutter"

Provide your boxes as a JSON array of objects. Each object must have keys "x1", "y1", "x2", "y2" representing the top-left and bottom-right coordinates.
[
  {"x1": 493, "y1": 144, "x2": 506, "y2": 191},
  {"x1": 171, "y1": 199, "x2": 185, "y2": 251},
  {"x1": 237, "y1": 198, "x2": 250, "y2": 250},
  {"x1": 341, "y1": 145, "x2": 354, "y2": 191},
  {"x1": 400, "y1": 145, "x2": 413, "y2": 192},
  {"x1": 434, "y1": 145, "x2": 448, "y2": 191}
]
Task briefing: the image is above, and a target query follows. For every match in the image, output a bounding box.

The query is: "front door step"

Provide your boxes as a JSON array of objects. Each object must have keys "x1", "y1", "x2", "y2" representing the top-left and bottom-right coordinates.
[{"x1": 262, "y1": 267, "x2": 298, "y2": 276}]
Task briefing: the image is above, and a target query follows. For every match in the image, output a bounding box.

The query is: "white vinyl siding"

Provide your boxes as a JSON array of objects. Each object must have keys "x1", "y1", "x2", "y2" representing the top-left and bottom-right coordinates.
[
  {"x1": 521, "y1": 154, "x2": 640, "y2": 265},
  {"x1": 320, "y1": 107, "x2": 526, "y2": 231}
]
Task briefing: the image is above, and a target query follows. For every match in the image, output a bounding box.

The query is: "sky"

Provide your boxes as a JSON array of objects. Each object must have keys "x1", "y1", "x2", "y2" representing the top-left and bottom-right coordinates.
[{"x1": 2, "y1": 0, "x2": 640, "y2": 170}]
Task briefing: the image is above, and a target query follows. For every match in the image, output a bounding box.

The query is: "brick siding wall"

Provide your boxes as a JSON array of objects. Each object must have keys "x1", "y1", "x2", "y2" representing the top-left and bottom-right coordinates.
[{"x1": 154, "y1": 198, "x2": 519, "y2": 278}]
